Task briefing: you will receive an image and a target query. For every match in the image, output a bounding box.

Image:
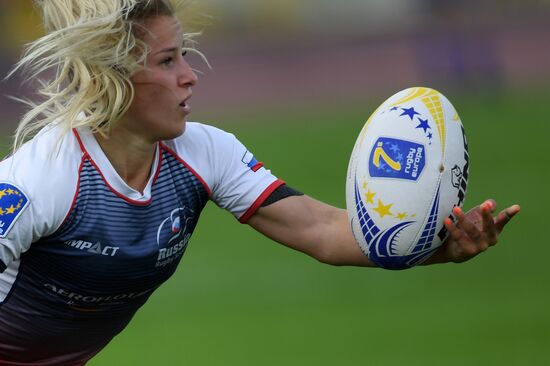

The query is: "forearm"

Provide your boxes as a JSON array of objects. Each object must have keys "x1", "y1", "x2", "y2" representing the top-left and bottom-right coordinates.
[
  {"x1": 313, "y1": 206, "x2": 376, "y2": 267},
  {"x1": 249, "y1": 195, "x2": 377, "y2": 267}
]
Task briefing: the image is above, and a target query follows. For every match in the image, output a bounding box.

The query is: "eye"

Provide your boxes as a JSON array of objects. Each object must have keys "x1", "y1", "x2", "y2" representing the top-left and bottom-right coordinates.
[
  {"x1": 181, "y1": 50, "x2": 188, "y2": 57},
  {"x1": 161, "y1": 57, "x2": 174, "y2": 66}
]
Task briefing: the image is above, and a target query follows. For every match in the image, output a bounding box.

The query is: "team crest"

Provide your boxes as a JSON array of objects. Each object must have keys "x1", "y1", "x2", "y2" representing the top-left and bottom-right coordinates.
[
  {"x1": 155, "y1": 207, "x2": 194, "y2": 267},
  {"x1": 0, "y1": 182, "x2": 30, "y2": 238}
]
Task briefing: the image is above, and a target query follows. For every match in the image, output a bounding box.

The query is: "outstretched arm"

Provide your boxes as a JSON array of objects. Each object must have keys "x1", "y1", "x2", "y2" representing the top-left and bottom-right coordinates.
[{"x1": 248, "y1": 195, "x2": 520, "y2": 268}]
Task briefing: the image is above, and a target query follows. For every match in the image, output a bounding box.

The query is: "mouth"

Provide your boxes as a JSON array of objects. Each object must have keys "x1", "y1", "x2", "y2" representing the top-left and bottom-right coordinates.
[{"x1": 179, "y1": 97, "x2": 191, "y2": 115}]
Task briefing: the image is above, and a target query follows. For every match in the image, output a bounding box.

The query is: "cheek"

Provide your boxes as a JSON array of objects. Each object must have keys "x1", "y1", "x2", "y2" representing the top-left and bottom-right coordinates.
[{"x1": 131, "y1": 83, "x2": 177, "y2": 114}]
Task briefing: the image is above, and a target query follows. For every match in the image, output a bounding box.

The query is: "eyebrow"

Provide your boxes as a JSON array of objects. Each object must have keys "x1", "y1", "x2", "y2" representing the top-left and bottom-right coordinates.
[{"x1": 154, "y1": 47, "x2": 180, "y2": 56}]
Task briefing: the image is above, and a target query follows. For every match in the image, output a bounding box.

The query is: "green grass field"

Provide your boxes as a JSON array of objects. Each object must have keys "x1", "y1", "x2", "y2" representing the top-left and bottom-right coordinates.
[{"x1": 7, "y1": 90, "x2": 547, "y2": 365}]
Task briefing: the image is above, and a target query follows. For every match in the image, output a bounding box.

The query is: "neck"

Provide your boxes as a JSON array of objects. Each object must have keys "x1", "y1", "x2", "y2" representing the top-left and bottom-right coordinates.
[{"x1": 95, "y1": 129, "x2": 157, "y2": 194}]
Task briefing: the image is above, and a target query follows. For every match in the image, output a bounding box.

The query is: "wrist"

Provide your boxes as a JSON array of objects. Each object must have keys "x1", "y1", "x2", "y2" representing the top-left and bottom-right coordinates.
[{"x1": 421, "y1": 246, "x2": 448, "y2": 265}]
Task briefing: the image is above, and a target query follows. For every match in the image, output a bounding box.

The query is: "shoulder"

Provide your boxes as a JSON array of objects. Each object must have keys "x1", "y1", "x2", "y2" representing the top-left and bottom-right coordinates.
[
  {"x1": 163, "y1": 122, "x2": 237, "y2": 156},
  {"x1": 162, "y1": 122, "x2": 282, "y2": 222},
  {"x1": 160, "y1": 122, "x2": 239, "y2": 195},
  {"x1": 0, "y1": 125, "x2": 84, "y2": 235},
  {"x1": 1, "y1": 124, "x2": 83, "y2": 186},
  {"x1": 161, "y1": 122, "x2": 244, "y2": 175}
]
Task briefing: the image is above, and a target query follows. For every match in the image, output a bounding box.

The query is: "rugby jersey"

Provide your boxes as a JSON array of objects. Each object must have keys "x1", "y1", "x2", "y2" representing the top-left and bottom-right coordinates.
[{"x1": 0, "y1": 122, "x2": 283, "y2": 365}]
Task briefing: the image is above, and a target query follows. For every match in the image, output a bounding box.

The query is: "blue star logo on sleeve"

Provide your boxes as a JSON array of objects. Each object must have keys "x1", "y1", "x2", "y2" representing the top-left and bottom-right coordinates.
[
  {"x1": 0, "y1": 182, "x2": 30, "y2": 238},
  {"x1": 400, "y1": 107, "x2": 420, "y2": 120}
]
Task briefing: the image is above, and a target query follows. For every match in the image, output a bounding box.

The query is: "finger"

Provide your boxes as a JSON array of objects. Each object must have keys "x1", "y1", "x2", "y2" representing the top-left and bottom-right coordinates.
[
  {"x1": 494, "y1": 204, "x2": 521, "y2": 233},
  {"x1": 444, "y1": 218, "x2": 466, "y2": 259},
  {"x1": 453, "y1": 206, "x2": 481, "y2": 241},
  {"x1": 481, "y1": 201, "x2": 498, "y2": 245},
  {"x1": 484, "y1": 199, "x2": 497, "y2": 213},
  {"x1": 444, "y1": 217, "x2": 463, "y2": 242}
]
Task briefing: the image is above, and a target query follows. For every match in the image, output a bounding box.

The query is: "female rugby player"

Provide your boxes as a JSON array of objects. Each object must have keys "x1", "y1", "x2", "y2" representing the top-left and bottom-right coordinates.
[{"x1": 0, "y1": 1, "x2": 519, "y2": 364}]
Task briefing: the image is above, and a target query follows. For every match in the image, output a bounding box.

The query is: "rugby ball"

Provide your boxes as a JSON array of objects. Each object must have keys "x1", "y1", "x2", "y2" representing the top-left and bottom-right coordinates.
[{"x1": 346, "y1": 87, "x2": 469, "y2": 270}]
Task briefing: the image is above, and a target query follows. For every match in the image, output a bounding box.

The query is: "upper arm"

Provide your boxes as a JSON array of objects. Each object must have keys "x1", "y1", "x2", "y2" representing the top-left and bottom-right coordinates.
[
  {"x1": 0, "y1": 130, "x2": 81, "y2": 272},
  {"x1": 247, "y1": 194, "x2": 375, "y2": 267}
]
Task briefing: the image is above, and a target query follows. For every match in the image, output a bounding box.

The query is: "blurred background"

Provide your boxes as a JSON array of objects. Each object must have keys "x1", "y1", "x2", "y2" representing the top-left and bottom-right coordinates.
[
  {"x1": 1, "y1": 1, "x2": 549, "y2": 365},
  {"x1": 1, "y1": 0, "x2": 549, "y2": 121}
]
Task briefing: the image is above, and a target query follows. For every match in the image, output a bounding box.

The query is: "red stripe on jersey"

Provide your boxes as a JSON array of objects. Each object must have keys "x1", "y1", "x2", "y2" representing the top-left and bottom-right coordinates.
[
  {"x1": 72, "y1": 128, "x2": 86, "y2": 154},
  {"x1": 87, "y1": 157, "x2": 153, "y2": 206},
  {"x1": 72, "y1": 129, "x2": 157, "y2": 206},
  {"x1": 251, "y1": 162, "x2": 264, "y2": 172},
  {"x1": 151, "y1": 150, "x2": 163, "y2": 185},
  {"x1": 160, "y1": 142, "x2": 213, "y2": 198},
  {"x1": 239, "y1": 179, "x2": 285, "y2": 224},
  {"x1": 58, "y1": 154, "x2": 87, "y2": 228}
]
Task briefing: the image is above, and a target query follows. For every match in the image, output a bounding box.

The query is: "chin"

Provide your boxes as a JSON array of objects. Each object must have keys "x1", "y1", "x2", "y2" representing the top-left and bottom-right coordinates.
[
  {"x1": 162, "y1": 120, "x2": 186, "y2": 141},
  {"x1": 177, "y1": 119, "x2": 187, "y2": 136}
]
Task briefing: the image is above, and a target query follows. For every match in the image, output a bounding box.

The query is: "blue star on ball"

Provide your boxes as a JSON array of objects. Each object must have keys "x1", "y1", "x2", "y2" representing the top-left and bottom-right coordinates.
[
  {"x1": 400, "y1": 107, "x2": 420, "y2": 120},
  {"x1": 416, "y1": 118, "x2": 430, "y2": 133}
]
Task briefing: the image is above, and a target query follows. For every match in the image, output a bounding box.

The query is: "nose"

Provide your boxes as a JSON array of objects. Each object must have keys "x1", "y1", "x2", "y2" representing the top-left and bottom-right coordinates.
[{"x1": 178, "y1": 59, "x2": 198, "y2": 88}]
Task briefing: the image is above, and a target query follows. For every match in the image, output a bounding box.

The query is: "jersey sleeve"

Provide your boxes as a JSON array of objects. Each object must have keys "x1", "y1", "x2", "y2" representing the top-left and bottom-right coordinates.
[
  {"x1": 169, "y1": 123, "x2": 285, "y2": 223},
  {"x1": 209, "y1": 128, "x2": 284, "y2": 223},
  {"x1": 0, "y1": 178, "x2": 33, "y2": 271},
  {"x1": 0, "y1": 127, "x2": 81, "y2": 272}
]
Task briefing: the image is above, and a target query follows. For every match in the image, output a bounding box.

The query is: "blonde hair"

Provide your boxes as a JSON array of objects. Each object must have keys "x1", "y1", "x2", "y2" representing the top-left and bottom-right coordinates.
[{"x1": 8, "y1": 0, "x2": 199, "y2": 151}]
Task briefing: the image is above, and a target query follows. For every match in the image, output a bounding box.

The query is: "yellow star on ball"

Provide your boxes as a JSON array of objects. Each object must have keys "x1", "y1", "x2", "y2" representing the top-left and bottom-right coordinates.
[
  {"x1": 373, "y1": 200, "x2": 393, "y2": 218},
  {"x1": 365, "y1": 190, "x2": 376, "y2": 205}
]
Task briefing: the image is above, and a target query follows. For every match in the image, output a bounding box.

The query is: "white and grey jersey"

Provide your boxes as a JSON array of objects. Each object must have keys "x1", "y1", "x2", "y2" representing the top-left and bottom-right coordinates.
[{"x1": 0, "y1": 122, "x2": 283, "y2": 364}]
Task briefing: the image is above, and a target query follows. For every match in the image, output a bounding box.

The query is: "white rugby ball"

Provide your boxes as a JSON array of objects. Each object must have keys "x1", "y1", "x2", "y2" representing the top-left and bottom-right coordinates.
[{"x1": 346, "y1": 87, "x2": 469, "y2": 270}]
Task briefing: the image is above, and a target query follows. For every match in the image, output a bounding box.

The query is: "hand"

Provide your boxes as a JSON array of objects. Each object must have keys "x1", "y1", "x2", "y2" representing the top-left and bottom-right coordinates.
[{"x1": 433, "y1": 200, "x2": 520, "y2": 264}]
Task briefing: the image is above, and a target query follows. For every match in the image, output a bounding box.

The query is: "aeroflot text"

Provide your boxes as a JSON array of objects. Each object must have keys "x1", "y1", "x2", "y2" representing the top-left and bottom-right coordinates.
[{"x1": 44, "y1": 283, "x2": 151, "y2": 303}]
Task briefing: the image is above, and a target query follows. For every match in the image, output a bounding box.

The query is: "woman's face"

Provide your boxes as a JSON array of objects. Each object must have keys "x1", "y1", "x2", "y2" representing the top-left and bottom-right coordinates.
[{"x1": 120, "y1": 16, "x2": 198, "y2": 142}]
